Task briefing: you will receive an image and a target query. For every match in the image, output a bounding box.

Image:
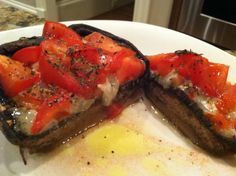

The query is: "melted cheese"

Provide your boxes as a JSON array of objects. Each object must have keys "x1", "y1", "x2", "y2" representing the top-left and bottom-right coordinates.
[{"x1": 158, "y1": 72, "x2": 236, "y2": 138}]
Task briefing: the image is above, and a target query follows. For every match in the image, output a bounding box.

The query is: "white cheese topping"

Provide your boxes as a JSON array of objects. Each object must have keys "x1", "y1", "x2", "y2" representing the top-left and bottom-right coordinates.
[
  {"x1": 158, "y1": 72, "x2": 236, "y2": 138},
  {"x1": 98, "y1": 76, "x2": 119, "y2": 106},
  {"x1": 12, "y1": 108, "x2": 37, "y2": 135}
]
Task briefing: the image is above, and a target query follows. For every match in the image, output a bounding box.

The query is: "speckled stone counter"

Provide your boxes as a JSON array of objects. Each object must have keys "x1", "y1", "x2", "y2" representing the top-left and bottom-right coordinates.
[{"x1": 0, "y1": 2, "x2": 44, "y2": 31}]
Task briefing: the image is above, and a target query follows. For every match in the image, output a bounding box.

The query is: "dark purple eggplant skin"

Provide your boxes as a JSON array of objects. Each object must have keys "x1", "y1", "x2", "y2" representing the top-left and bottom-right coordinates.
[
  {"x1": 0, "y1": 24, "x2": 149, "y2": 153},
  {"x1": 144, "y1": 71, "x2": 236, "y2": 155}
]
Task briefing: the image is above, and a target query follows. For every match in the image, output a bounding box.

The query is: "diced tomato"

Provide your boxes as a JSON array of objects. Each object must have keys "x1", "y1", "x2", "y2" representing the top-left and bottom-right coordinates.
[
  {"x1": 40, "y1": 39, "x2": 71, "y2": 69},
  {"x1": 179, "y1": 54, "x2": 228, "y2": 97},
  {"x1": 84, "y1": 32, "x2": 122, "y2": 53},
  {"x1": 15, "y1": 93, "x2": 43, "y2": 109},
  {"x1": 206, "y1": 112, "x2": 230, "y2": 129},
  {"x1": 106, "y1": 103, "x2": 123, "y2": 119},
  {"x1": 106, "y1": 48, "x2": 144, "y2": 84},
  {"x1": 70, "y1": 47, "x2": 106, "y2": 84},
  {"x1": 107, "y1": 48, "x2": 135, "y2": 72},
  {"x1": 204, "y1": 63, "x2": 229, "y2": 96},
  {"x1": 216, "y1": 83, "x2": 236, "y2": 115},
  {"x1": 39, "y1": 54, "x2": 83, "y2": 95},
  {"x1": 15, "y1": 83, "x2": 53, "y2": 109},
  {"x1": 39, "y1": 48, "x2": 102, "y2": 99},
  {"x1": 43, "y1": 21, "x2": 82, "y2": 46},
  {"x1": 117, "y1": 56, "x2": 144, "y2": 84},
  {"x1": 148, "y1": 53, "x2": 229, "y2": 97},
  {"x1": 31, "y1": 91, "x2": 71, "y2": 134},
  {"x1": 0, "y1": 55, "x2": 40, "y2": 97},
  {"x1": 147, "y1": 53, "x2": 179, "y2": 76},
  {"x1": 12, "y1": 46, "x2": 41, "y2": 65}
]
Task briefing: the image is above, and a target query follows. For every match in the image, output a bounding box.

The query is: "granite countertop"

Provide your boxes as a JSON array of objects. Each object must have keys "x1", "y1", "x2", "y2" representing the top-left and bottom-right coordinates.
[{"x1": 0, "y1": 2, "x2": 44, "y2": 31}]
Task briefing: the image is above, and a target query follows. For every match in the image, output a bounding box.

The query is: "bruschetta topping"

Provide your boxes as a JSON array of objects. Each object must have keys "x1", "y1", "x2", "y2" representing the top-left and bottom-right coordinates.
[
  {"x1": 148, "y1": 50, "x2": 236, "y2": 138},
  {"x1": 0, "y1": 21, "x2": 145, "y2": 135}
]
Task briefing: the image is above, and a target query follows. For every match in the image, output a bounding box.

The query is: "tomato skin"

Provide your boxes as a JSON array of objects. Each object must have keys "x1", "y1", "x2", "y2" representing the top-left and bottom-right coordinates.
[
  {"x1": 0, "y1": 55, "x2": 40, "y2": 97},
  {"x1": 12, "y1": 46, "x2": 41, "y2": 65},
  {"x1": 39, "y1": 52, "x2": 100, "y2": 99},
  {"x1": 148, "y1": 53, "x2": 178, "y2": 76},
  {"x1": 106, "y1": 103, "x2": 123, "y2": 119},
  {"x1": 43, "y1": 21, "x2": 82, "y2": 46},
  {"x1": 31, "y1": 92, "x2": 71, "y2": 134},
  {"x1": 84, "y1": 32, "x2": 122, "y2": 53},
  {"x1": 116, "y1": 56, "x2": 144, "y2": 84},
  {"x1": 105, "y1": 48, "x2": 144, "y2": 84},
  {"x1": 148, "y1": 53, "x2": 229, "y2": 97},
  {"x1": 206, "y1": 112, "x2": 230, "y2": 129},
  {"x1": 15, "y1": 93, "x2": 43, "y2": 109},
  {"x1": 216, "y1": 84, "x2": 236, "y2": 115}
]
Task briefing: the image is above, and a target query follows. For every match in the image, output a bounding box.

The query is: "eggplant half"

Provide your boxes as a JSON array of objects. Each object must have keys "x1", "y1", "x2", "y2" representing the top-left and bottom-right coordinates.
[
  {"x1": 144, "y1": 50, "x2": 236, "y2": 155},
  {"x1": 0, "y1": 23, "x2": 149, "y2": 153}
]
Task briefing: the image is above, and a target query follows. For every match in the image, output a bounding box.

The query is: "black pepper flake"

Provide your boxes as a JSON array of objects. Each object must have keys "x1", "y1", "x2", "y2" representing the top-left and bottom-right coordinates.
[
  {"x1": 87, "y1": 161, "x2": 90, "y2": 165},
  {"x1": 111, "y1": 150, "x2": 115, "y2": 154},
  {"x1": 31, "y1": 70, "x2": 36, "y2": 75}
]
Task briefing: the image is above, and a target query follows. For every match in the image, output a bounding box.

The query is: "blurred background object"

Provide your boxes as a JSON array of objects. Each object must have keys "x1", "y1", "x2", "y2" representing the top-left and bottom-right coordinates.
[
  {"x1": 133, "y1": 0, "x2": 236, "y2": 50},
  {"x1": 0, "y1": 0, "x2": 134, "y2": 21},
  {"x1": 0, "y1": 0, "x2": 235, "y2": 50}
]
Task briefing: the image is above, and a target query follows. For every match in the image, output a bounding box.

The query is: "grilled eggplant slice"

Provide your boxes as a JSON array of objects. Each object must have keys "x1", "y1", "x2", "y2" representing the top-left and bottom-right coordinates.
[
  {"x1": 0, "y1": 22, "x2": 148, "y2": 153},
  {"x1": 145, "y1": 50, "x2": 236, "y2": 155}
]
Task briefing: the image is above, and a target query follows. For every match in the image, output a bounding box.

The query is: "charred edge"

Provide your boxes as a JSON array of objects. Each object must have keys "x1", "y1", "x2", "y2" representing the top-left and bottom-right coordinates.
[{"x1": 175, "y1": 49, "x2": 202, "y2": 56}]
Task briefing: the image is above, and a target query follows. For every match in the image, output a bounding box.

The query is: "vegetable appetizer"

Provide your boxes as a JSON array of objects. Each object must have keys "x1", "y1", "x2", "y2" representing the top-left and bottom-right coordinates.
[
  {"x1": 0, "y1": 22, "x2": 235, "y2": 157},
  {"x1": 0, "y1": 21, "x2": 147, "y2": 153}
]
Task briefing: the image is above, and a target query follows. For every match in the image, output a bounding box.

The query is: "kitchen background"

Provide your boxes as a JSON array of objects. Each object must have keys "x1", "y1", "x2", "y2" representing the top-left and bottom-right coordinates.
[{"x1": 0, "y1": 0, "x2": 235, "y2": 54}]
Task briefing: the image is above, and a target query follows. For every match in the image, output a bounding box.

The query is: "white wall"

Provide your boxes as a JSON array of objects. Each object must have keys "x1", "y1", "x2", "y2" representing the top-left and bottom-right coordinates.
[
  {"x1": 1, "y1": 0, "x2": 133, "y2": 21},
  {"x1": 16, "y1": 0, "x2": 36, "y2": 7},
  {"x1": 133, "y1": 0, "x2": 173, "y2": 28}
]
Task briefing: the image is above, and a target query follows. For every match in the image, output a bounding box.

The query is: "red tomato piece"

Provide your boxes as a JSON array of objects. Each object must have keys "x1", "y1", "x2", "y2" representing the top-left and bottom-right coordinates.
[
  {"x1": 12, "y1": 46, "x2": 41, "y2": 65},
  {"x1": 0, "y1": 55, "x2": 40, "y2": 97},
  {"x1": 40, "y1": 39, "x2": 71, "y2": 69},
  {"x1": 178, "y1": 54, "x2": 228, "y2": 97},
  {"x1": 43, "y1": 21, "x2": 82, "y2": 46},
  {"x1": 15, "y1": 83, "x2": 55, "y2": 109},
  {"x1": 106, "y1": 103, "x2": 123, "y2": 119},
  {"x1": 206, "y1": 112, "x2": 230, "y2": 129},
  {"x1": 148, "y1": 53, "x2": 229, "y2": 97},
  {"x1": 147, "y1": 53, "x2": 179, "y2": 76},
  {"x1": 84, "y1": 32, "x2": 122, "y2": 53},
  {"x1": 117, "y1": 56, "x2": 145, "y2": 84},
  {"x1": 110, "y1": 49, "x2": 144, "y2": 84},
  {"x1": 39, "y1": 51, "x2": 101, "y2": 99},
  {"x1": 16, "y1": 93, "x2": 43, "y2": 109},
  {"x1": 39, "y1": 54, "x2": 81, "y2": 95},
  {"x1": 31, "y1": 91, "x2": 71, "y2": 134},
  {"x1": 216, "y1": 83, "x2": 236, "y2": 115},
  {"x1": 204, "y1": 63, "x2": 229, "y2": 96},
  {"x1": 106, "y1": 48, "x2": 135, "y2": 72}
]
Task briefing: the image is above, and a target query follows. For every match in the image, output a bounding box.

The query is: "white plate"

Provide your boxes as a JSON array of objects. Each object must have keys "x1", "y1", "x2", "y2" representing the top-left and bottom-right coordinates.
[{"x1": 0, "y1": 20, "x2": 236, "y2": 176}]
